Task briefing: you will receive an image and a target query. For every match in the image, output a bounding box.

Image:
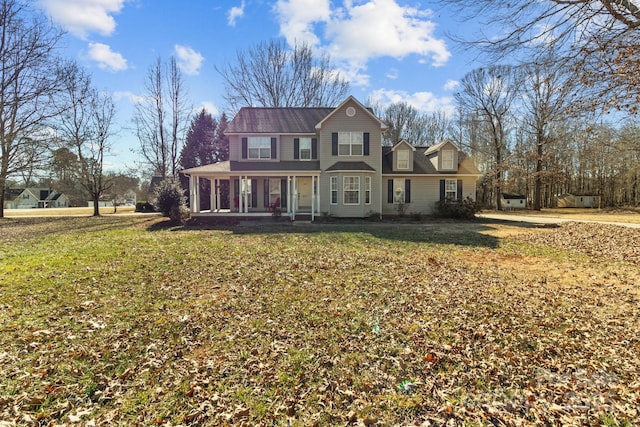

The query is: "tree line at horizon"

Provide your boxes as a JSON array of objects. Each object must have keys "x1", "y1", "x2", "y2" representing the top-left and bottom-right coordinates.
[{"x1": 2, "y1": 0, "x2": 639, "y2": 218}]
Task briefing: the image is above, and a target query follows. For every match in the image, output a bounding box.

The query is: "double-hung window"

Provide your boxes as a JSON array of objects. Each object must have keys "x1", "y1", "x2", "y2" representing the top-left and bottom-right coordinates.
[
  {"x1": 445, "y1": 179, "x2": 457, "y2": 200},
  {"x1": 330, "y1": 176, "x2": 338, "y2": 205},
  {"x1": 299, "y1": 138, "x2": 312, "y2": 160},
  {"x1": 442, "y1": 149, "x2": 454, "y2": 169},
  {"x1": 343, "y1": 176, "x2": 360, "y2": 205},
  {"x1": 397, "y1": 150, "x2": 409, "y2": 169},
  {"x1": 248, "y1": 137, "x2": 271, "y2": 159},
  {"x1": 338, "y1": 132, "x2": 363, "y2": 156},
  {"x1": 365, "y1": 176, "x2": 371, "y2": 205}
]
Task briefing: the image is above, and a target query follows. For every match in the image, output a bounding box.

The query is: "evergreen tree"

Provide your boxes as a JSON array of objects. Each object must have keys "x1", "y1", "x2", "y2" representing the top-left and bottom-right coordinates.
[
  {"x1": 179, "y1": 109, "x2": 231, "y2": 210},
  {"x1": 179, "y1": 108, "x2": 217, "y2": 169}
]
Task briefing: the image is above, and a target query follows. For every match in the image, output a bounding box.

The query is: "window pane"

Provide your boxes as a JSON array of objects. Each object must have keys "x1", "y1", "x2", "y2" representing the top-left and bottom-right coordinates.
[
  {"x1": 248, "y1": 137, "x2": 272, "y2": 159},
  {"x1": 442, "y1": 150, "x2": 454, "y2": 169},
  {"x1": 338, "y1": 144, "x2": 350, "y2": 155}
]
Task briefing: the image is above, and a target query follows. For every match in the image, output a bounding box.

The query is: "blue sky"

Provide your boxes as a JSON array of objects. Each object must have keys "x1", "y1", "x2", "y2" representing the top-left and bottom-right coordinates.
[{"x1": 37, "y1": 0, "x2": 486, "y2": 171}]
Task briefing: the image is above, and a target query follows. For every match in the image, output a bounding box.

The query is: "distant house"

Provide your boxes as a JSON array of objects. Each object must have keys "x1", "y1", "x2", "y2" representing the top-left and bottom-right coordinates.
[
  {"x1": 556, "y1": 193, "x2": 601, "y2": 208},
  {"x1": 182, "y1": 96, "x2": 482, "y2": 219},
  {"x1": 501, "y1": 193, "x2": 526, "y2": 210},
  {"x1": 3, "y1": 188, "x2": 69, "y2": 209}
]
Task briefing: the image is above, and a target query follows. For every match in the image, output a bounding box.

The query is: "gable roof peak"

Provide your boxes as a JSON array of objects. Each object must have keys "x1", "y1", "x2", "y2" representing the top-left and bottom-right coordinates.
[
  {"x1": 425, "y1": 139, "x2": 459, "y2": 155},
  {"x1": 315, "y1": 95, "x2": 388, "y2": 130},
  {"x1": 391, "y1": 139, "x2": 416, "y2": 151}
]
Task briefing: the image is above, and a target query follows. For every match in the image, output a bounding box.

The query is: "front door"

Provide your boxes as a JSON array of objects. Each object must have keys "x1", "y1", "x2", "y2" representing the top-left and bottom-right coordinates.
[{"x1": 297, "y1": 177, "x2": 312, "y2": 209}]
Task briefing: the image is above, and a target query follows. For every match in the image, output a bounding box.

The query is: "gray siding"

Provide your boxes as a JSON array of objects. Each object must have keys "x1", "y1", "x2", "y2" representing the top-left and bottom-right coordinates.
[
  {"x1": 318, "y1": 99, "x2": 383, "y2": 217},
  {"x1": 381, "y1": 176, "x2": 477, "y2": 216}
]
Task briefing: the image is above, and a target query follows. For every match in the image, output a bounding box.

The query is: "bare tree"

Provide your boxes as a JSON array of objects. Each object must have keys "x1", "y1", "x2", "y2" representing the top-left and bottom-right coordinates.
[
  {"x1": 455, "y1": 65, "x2": 521, "y2": 210},
  {"x1": 519, "y1": 57, "x2": 578, "y2": 209},
  {"x1": 56, "y1": 63, "x2": 116, "y2": 217},
  {"x1": 217, "y1": 39, "x2": 350, "y2": 111},
  {"x1": 444, "y1": 0, "x2": 640, "y2": 111},
  {"x1": 381, "y1": 103, "x2": 451, "y2": 146},
  {"x1": 134, "y1": 57, "x2": 190, "y2": 179},
  {"x1": 0, "y1": 0, "x2": 65, "y2": 217}
]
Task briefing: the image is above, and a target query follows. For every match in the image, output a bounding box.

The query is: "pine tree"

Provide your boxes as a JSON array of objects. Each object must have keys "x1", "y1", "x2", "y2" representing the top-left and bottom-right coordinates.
[{"x1": 179, "y1": 108, "x2": 217, "y2": 169}]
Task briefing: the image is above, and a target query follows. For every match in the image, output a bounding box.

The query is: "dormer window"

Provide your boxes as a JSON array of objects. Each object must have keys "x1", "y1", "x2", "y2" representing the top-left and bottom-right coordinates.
[
  {"x1": 442, "y1": 149, "x2": 454, "y2": 169},
  {"x1": 397, "y1": 150, "x2": 409, "y2": 169}
]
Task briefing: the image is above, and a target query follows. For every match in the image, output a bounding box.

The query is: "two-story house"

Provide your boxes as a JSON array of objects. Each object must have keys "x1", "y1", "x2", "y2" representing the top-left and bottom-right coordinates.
[{"x1": 182, "y1": 96, "x2": 481, "y2": 220}]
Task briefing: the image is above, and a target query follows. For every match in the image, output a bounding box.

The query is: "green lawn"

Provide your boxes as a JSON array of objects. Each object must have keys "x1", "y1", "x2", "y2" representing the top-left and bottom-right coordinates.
[{"x1": 0, "y1": 217, "x2": 638, "y2": 426}]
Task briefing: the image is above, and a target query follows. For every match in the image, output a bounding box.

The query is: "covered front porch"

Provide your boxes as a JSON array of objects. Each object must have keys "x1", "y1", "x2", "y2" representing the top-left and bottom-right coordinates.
[{"x1": 182, "y1": 162, "x2": 322, "y2": 221}]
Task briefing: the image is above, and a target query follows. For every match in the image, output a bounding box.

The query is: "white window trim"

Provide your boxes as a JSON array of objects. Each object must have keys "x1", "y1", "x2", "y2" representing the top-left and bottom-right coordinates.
[
  {"x1": 442, "y1": 149, "x2": 454, "y2": 170},
  {"x1": 247, "y1": 136, "x2": 272, "y2": 160},
  {"x1": 365, "y1": 176, "x2": 371, "y2": 205},
  {"x1": 338, "y1": 132, "x2": 363, "y2": 157},
  {"x1": 343, "y1": 176, "x2": 360, "y2": 205},
  {"x1": 299, "y1": 137, "x2": 312, "y2": 161},
  {"x1": 445, "y1": 179, "x2": 457, "y2": 200},
  {"x1": 397, "y1": 150, "x2": 409, "y2": 170},
  {"x1": 393, "y1": 178, "x2": 405, "y2": 204},
  {"x1": 330, "y1": 176, "x2": 338, "y2": 205}
]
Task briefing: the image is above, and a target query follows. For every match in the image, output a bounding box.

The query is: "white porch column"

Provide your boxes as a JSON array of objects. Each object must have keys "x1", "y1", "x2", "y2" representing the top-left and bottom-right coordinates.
[
  {"x1": 311, "y1": 175, "x2": 316, "y2": 222},
  {"x1": 193, "y1": 176, "x2": 200, "y2": 213},
  {"x1": 243, "y1": 176, "x2": 249, "y2": 213},
  {"x1": 292, "y1": 176, "x2": 297, "y2": 220},
  {"x1": 214, "y1": 179, "x2": 221, "y2": 211},
  {"x1": 238, "y1": 177, "x2": 243, "y2": 213},
  {"x1": 210, "y1": 179, "x2": 216, "y2": 211},
  {"x1": 188, "y1": 175, "x2": 196, "y2": 213},
  {"x1": 287, "y1": 176, "x2": 291, "y2": 216}
]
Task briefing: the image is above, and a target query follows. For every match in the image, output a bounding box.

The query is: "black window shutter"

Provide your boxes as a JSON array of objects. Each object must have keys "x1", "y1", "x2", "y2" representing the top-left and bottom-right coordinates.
[
  {"x1": 241, "y1": 138, "x2": 248, "y2": 159},
  {"x1": 271, "y1": 138, "x2": 277, "y2": 159},
  {"x1": 387, "y1": 179, "x2": 393, "y2": 203},
  {"x1": 251, "y1": 179, "x2": 258, "y2": 207},
  {"x1": 332, "y1": 133, "x2": 338, "y2": 156},
  {"x1": 457, "y1": 179, "x2": 463, "y2": 200},
  {"x1": 311, "y1": 138, "x2": 318, "y2": 159},
  {"x1": 280, "y1": 178, "x2": 287, "y2": 208},
  {"x1": 439, "y1": 179, "x2": 445, "y2": 201},
  {"x1": 264, "y1": 179, "x2": 269, "y2": 207},
  {"x1": 293, "y1": 138, "x2": 299, "y2": 159},
  {"x1": 363, "y1": 133, "x2": 370, "y2": 156},
  {"x1": 405, "y1": 179, "x2": 411, "y2": 203}
]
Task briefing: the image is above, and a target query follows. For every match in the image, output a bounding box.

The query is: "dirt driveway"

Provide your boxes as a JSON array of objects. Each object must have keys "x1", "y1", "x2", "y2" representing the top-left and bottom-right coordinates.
[{"x1": 478, "y1": 210, "x2": 640, "y2": 228}]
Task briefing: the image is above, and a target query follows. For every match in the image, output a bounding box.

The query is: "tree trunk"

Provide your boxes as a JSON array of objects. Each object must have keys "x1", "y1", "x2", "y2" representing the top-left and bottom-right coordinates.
[
  {"x1": 92, "y1": 195, "x2": 100, "y2": 217},
  {"x1": 0, "y1": 185, "x2": 5, "y2": 218},
  {"x1": 534, "y1": 141, "x2": 544, "y2": 210}
]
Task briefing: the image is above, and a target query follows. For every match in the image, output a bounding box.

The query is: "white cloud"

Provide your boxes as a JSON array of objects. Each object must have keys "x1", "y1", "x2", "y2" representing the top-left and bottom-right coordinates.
[
  {"x1": 198, "y1": 102, "x2": 220, "y2": 116},
  {"x1": 113, "y1": 91, "x2": 144, "y2": 104},
  {"x1": 38, "y1": 0, "x2": 126, "y2": 38},
  {"x1": 174, "y1": 45, "x2": 204, "y2": 76},
  {"x1": 274, "y1": 0, "x2": 450, "y2": 87},
  {"x1": 444, "y1": 80, "x2": 460, "y2": 91},
  {"x1": 227, "y1": 1, "x2": 245, "y2": 27},
  {"x1": 87, "y1": 43, "x2": 128, "y2": 71},
  {"x1": 386, "y1": 68, "x2": 399, "y2": 80},
  {"x1": 369, "y1": 88, "x2": 455, "y2": 115},
  {"x1": 274, "y1": 0, "x2": 331, "y2": 46}
]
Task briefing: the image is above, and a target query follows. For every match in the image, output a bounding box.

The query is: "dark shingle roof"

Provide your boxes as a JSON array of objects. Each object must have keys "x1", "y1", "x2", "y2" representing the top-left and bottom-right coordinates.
[
  {"x1": 382, "y1": 146, "x2": 479, "y2": 175},
  {"x1": 325, "y1": 162, "x2": 376, "y2": 172},
  {"x1": 230, "y1": 161, "x2": 321, "y2": 172},
  {"x1": 226, "y1": 107, "x2": 335, "y2": 134}
]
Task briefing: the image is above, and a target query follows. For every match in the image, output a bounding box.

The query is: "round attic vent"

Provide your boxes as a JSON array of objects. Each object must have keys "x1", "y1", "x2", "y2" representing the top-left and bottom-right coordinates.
[{"x1": 346, "y1": 106, "x2": 356, "y2": 117}]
